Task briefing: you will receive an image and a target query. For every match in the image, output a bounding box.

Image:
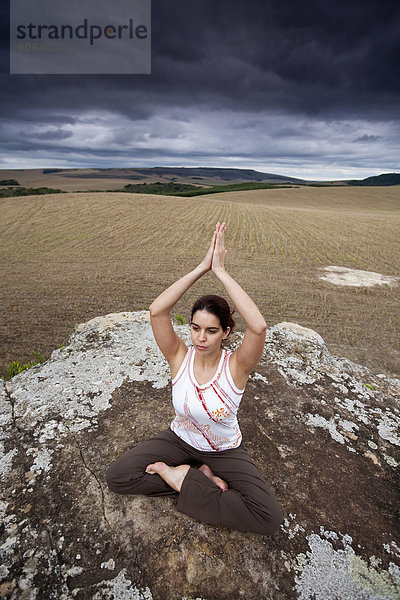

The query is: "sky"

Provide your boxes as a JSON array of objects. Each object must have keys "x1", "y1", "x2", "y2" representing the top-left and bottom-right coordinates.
[{"x1": 1, "y1": 0, "x2": 399, "y2": 181}]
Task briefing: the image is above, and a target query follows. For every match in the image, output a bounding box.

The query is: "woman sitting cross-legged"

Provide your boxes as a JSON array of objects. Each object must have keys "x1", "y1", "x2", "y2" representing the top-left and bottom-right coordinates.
[{"x1": 106, "y1": 221, "x2": 283, "y2": 534}]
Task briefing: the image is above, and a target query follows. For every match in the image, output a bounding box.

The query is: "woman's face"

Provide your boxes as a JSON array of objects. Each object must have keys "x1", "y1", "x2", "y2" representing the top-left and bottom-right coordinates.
[{"x1": 190, "y1": 310, "x2": 230, "y2": 355}]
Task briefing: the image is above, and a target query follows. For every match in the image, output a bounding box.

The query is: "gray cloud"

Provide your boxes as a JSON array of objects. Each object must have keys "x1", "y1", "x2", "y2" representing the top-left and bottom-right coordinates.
[
  {"x1": 0, "y1": 0, "x2": 399, "y2": 178},
  {"x1": 354, "y1": 134, "x2": 382, "y2": 143}
]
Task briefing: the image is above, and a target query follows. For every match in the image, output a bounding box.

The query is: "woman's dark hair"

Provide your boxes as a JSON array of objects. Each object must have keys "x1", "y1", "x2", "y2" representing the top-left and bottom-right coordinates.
[{"x1": 191, "y1": 295, "x2": 235, "y2": 334}]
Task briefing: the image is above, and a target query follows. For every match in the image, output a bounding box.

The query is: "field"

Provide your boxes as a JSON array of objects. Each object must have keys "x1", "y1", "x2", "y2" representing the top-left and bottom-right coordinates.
[{"x1": 1, "y1": 185, "x2": 399, "y2": 378}]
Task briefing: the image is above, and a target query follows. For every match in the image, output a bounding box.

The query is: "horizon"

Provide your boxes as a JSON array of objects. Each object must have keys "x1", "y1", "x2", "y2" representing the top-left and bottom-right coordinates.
[{"x1": 0, "y1": 163, "x2": 398, "y2": 183}]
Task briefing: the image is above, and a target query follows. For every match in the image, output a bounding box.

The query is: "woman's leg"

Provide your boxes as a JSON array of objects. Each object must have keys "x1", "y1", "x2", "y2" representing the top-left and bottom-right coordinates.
[
  {"x1": 106, "y1": 429, "x2": 192, "y2": 497},
  {"x1": 176, "y1": 447, "x2": 283, "y2": 534},
  {"x1": 107, "y1": 432, "x2": 283, "y2": 534}
]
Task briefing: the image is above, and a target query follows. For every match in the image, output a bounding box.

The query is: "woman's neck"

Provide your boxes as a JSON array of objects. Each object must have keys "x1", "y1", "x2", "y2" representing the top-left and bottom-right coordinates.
[{"x1": 194, "y1": 348, "x2": 223, "y2": 370}]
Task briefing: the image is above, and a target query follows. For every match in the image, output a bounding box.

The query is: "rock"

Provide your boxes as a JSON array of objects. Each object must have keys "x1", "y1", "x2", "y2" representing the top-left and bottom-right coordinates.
[
  {"x1": 1, "y1": 312, "x2": 399, "y2": 600},
  {"x1": 318, "y1": 266, "x2": 400, "y2": 288}
]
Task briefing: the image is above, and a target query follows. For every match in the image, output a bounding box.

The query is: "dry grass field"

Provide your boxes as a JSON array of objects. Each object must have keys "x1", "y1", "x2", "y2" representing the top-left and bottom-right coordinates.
[{"x1": 1, "y1": 185, "x2": 399, "y2": 378}]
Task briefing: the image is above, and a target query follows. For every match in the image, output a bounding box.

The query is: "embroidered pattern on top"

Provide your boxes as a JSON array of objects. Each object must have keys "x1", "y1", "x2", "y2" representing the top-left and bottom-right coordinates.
[{"x1": 171, "y1": 347, "x2": 243, "y2": 451}]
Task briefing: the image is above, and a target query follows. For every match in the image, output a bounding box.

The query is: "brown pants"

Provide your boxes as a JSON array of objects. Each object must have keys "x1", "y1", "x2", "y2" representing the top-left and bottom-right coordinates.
[{"x1": 106, "y1": 428, "x2": 283, "y2": 534}]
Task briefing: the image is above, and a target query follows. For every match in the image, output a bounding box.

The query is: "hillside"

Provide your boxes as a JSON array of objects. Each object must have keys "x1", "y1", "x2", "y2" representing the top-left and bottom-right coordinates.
[
  {"x1": 1, "y1": 167, "x2": 398, "y2": 193},
  {"x1": 0, "y1": 166, "x2": 305, "y2": 192},
  {"x1": 348, "y1": 173, "x2": 400, "y2": 186},
  {"x1": 45, "y1": 166, "x2": 306, "y2": 184}
]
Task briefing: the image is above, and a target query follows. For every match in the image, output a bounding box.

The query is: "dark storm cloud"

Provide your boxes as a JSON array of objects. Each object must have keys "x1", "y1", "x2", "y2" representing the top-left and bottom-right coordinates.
[
  {"x1": 3, "y1": 0, "x2": 399, "y2": 116},
  {"x1": 151, "y1": 0, "x2": 400, "y2": 115},
  {"x1": 354, "y1": 134, "x2": 382, "y2": 143},
  {"x1": 0, "y1": 0, "x2": 399, "y2": 177}
]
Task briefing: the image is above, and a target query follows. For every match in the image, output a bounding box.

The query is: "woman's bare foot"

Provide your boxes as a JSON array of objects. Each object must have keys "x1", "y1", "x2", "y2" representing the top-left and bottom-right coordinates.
[
  {"x1": 199, "y1": 464, "x2": 228, "y2": 491},
  {"x1": 145, "y1": 462, "x2": 190, "y2": 492}
]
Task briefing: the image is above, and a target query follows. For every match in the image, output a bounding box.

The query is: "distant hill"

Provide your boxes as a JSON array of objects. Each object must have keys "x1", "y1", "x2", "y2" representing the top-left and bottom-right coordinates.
[
  {"x1": 57, "y1": 166, "x2": 306, "y2": 185},
  {"x1": 1, "y1": 167, "x2": 398, "y2": 194},
  {"x1": 126, "y1": 166, "x2": 306, "y2": 184},
  {"x1": 348, "y1": 173, "x2": 400, "y2": 186}
]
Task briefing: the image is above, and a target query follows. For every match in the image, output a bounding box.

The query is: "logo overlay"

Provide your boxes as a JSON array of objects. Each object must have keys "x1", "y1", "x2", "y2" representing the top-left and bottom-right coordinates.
[{"x1": 10, "y1": 0, "x2": 151, "y2": 74}]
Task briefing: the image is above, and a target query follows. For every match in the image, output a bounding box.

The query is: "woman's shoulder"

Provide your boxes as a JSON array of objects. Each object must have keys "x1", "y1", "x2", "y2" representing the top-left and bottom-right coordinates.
[
  {"x1": 171, "y1": 344, "x2": 191, "y2": 382},
  {"x1": 222, "y1": 348, "x2": 246, "y2": 392},
  {"x1": 225, "y1": 347, "x2": 249, "y2": 391}
]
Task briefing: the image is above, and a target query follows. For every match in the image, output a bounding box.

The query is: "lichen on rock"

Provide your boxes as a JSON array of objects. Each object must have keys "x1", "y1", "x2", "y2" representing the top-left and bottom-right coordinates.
[
  {"x1": 263, "y1": 321, "x2": 400, "y2": 464},
  {"x1": 295, "y1": 529, "x2": 400, "y2": 600},
  {"x1": 0, "y1": 312, "x2": 398, "y2": 599}
]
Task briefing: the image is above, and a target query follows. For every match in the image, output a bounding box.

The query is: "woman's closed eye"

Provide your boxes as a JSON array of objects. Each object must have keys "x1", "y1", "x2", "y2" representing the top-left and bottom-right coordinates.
[{"x1": 191, "y1": 325, "x2": 218, "y2": 334}]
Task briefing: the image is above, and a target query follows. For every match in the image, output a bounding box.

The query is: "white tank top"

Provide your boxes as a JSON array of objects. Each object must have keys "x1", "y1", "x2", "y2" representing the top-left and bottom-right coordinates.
[{"x1": 170, "y1": 347, "x2": 245, "y2": 451}]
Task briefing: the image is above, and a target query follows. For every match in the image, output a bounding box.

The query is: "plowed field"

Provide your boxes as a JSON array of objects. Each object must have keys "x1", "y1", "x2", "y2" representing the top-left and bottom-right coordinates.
[{"x1": 1, "y1": 186, "x2": 399, "y2": 376}]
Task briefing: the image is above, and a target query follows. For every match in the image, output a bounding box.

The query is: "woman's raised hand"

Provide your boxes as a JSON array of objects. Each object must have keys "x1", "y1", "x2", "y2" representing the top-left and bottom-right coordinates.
[
  {"x1": 211, "y1": 221, "x2": 227, "y2": 273},
  {"x1": 198, "y1": 222, "x2": 227, "y2": 272},
  {"x1": 199, "y1": 223, "x2": 218, "y2": 272}
]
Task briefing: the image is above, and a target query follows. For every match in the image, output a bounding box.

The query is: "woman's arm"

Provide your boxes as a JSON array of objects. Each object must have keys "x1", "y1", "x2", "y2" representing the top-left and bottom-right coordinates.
[
  {"x1": 211, "y1": 223, "x2": 267, "y2": 387},
  {"x1": 149, "y1": 227, "x2": 217, "y2": 375}
]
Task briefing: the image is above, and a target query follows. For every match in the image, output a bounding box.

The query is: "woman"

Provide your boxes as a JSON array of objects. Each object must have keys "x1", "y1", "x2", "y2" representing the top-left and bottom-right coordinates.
[{"x1": 106, "y1": 222, "x2": 283, "y2": 534}]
